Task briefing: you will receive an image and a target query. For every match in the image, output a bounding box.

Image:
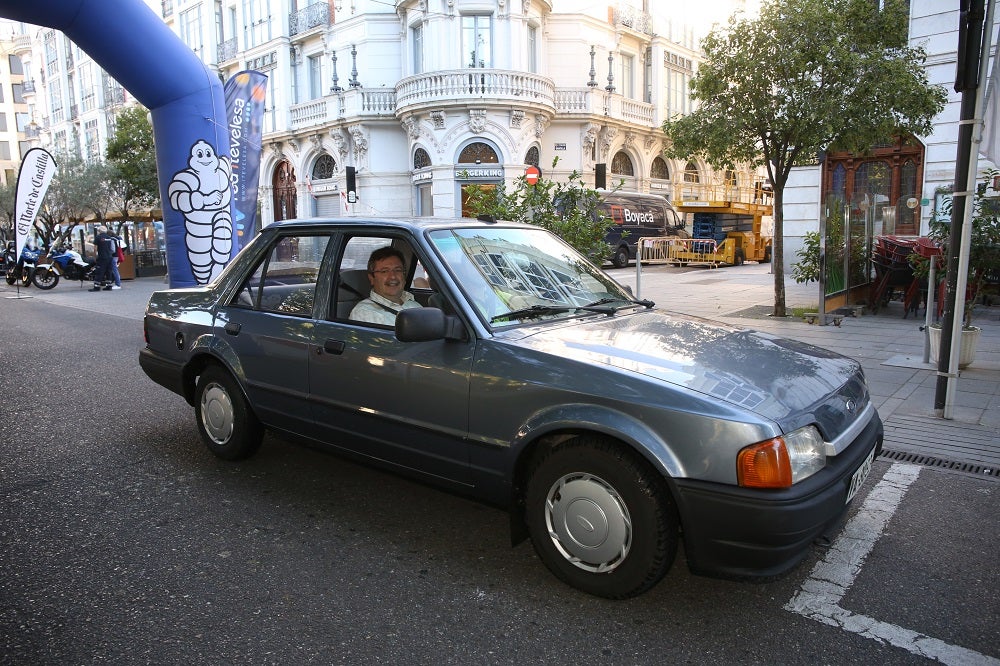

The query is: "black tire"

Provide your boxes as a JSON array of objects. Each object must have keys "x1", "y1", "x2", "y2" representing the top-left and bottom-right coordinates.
[
  {"x1": 612, "y1": 245, "x2": 630, "y2": 269},
  {"x1": 194, "y1": 365, "x2": 263, "y2": 460},
  {"x1": 762, "y1": 246, "x2": 772, "y2": 263},
  {"x1": 734, "y1": 248, "x2": 745, "y2": 266},
  {"x1": 524, "y1": 436, "x2": 678, "y2": 599},
  {"x1": 4, "y1": 270, "x2": 15, "y2": 285},
  {"x1": 32, "y1": 268, "x2": 59, "y2": 290}
]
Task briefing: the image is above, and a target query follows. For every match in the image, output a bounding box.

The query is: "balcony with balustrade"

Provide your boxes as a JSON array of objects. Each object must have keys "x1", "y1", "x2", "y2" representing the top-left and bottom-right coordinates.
[
  {"x1": 394, "y1": 69, "x2": 556, "y2": 117},
  {"x1": 288, "y1": 69, "x2": 659, "y2": 132}
]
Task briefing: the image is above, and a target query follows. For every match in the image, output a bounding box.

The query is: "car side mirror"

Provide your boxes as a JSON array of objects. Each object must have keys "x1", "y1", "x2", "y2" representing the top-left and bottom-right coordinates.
[{"x1": 395, "y1": 307, "x2": 466, "y2": 342}]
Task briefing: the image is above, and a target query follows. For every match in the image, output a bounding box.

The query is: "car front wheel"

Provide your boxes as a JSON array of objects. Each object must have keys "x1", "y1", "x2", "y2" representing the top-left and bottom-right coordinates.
[
  {"x1": 525, "y1": 436, "x2": 678, "y2": 598},
  {"x1": 195, "y1": 365, "x2": 263, "y2": 460}
]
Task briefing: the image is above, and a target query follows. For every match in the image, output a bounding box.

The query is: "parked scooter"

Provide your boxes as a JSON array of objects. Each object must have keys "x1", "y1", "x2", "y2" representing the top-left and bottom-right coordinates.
[
  {"x1": 32, "y1": 245, "x2": 96, "y2": 290},
  {"x1": 5, "y1": 244, "x2": 41, "y2": 287}
]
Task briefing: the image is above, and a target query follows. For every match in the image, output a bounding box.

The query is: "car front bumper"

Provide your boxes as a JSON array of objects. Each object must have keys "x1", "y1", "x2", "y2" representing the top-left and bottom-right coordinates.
[{"x1": 673, "y1": 412, "x2": 883, "y2": 578}]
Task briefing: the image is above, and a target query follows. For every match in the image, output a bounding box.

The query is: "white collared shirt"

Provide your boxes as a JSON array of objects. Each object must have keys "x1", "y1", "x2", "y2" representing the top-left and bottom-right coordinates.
[{"x1": 350, "y1": 290, "x2": 422, "y2": 325}]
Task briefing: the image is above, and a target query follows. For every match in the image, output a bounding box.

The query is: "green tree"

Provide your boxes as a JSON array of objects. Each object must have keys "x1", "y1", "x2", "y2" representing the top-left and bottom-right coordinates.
[
  {"x1": 105, "y1": 105, "x2": 160, "y2": 234},
  {"x1": 464, "y1": 159, "x2": 615, "y2": 264},
  {"x1": 662, "y1": 0, "x2": 946, "y2": 316},
  {"x1": 0, "y1": 180, "x2": 15, "y2": 242},
  {"x1": 36, "y1": 151, "x2": 113, "y2": 248}
]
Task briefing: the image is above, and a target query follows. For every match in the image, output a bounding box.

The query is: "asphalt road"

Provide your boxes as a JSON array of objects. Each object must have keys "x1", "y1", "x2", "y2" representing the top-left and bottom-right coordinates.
[{"x1": 1, "y1": 296, "x2": 997, "y2": 665}]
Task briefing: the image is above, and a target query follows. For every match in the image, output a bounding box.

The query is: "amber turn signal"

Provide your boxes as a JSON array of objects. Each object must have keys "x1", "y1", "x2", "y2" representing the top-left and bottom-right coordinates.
[{"x1": 737, "y1": 438, "x2": 793, "y2": 488}]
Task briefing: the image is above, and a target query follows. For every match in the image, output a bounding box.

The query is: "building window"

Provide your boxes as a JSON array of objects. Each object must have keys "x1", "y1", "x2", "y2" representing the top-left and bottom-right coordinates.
[
  {"x1": 15, "y1": 112, "x2": 28, "y2": 132},
  {"x1": 527, "y1": 25, "x2": 538, "y2": 73},
  {"x1": 650, "y1": 157, "x2": 669, "y2": 180},
  {"x1": 412, "y1": 24, "x2": 423, "y2": 74},
  {"x1": 272, "y1": 159, "x2": 297, "y2": 221},
  {"x1": 8, "y1": 54, "x2": 23, "y2": 75},
  {"x1": 0, "y1": 142, "x2": 10, "y2": 161},
  {"x1": 84, "y1": 119, "x2": 100, "y2": 161},
  {"x1": 458, "y1": 142, "x2": 499, "y2": 163},
  {"x1": 619, "y1": 54, "x2": 635, "y2": 99},
  {"x1": 308, "y1": 54, "x2": 323, "y2": 99},
  {"x1": 312, "y1": 153, "x2": 336, "y2": 180},
  {"x1": 414, "y1": 148, "x2": 431, "y2": 169},
  {"x1": 822, "y1": 136, "x2": 925, "y2": 236},
  {"x1": 417, "y1": 184, "x2": 433, "y2": 216},
  {"x1": 525, "y1": 146, "x2": 539, "y2": 167},
  {"x1": 0, "y1": 114, "x2": 6, "y2": 132},
  {"x1": 44, "y1": 31, "x2": 58, "y2": 76},
  {"x1": 12, "y1": 83, "x2": 24, "y2": 104},
  {"x1": 611, "y1": 151, "x2": 634, "y2": 176},
  {"x1": 243, "y1": 0, "x2": 271, "y2": 49},
  {"x1": 462, "y1": 15, "x2": 492, "y2": 68},
  {"x1": 180, "y1": 6, "x2": 204, "y2": 59}
]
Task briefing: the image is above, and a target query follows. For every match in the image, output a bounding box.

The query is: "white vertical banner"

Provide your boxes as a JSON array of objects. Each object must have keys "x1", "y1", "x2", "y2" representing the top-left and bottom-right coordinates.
[{"x1": 14, "y1": 148, "x2": 57, "y2": 259}]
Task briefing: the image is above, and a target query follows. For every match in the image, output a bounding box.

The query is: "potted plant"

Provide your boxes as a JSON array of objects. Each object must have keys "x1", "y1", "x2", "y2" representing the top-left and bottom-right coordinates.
[{"x1": 912, "y1": 169, "x2": 1000, "y2": 368}]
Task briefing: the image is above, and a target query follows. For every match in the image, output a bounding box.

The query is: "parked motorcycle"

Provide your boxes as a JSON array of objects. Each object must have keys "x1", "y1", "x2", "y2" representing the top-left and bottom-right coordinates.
[
  {"x1": 1, "y1": 240, "x2": 14, "y2": 278},
  {"x1": 5, "y1": 244, "x2": 41, "y2": 287},
  {"x1": 32, "y1": 245, "x2": 96, "y2": 290}
]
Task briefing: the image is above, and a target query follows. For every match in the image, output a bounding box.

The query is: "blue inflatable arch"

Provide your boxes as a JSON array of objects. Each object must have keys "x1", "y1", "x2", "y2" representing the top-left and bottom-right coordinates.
[{"x1": 0, "y1": 0, "x2": 233, "y2": 287}]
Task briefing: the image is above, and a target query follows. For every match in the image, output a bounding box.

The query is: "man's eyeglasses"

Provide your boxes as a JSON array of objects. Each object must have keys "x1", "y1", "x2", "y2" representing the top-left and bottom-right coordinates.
[{"x1": 371, "y1": 267, "x2": 405, "y2": 275}]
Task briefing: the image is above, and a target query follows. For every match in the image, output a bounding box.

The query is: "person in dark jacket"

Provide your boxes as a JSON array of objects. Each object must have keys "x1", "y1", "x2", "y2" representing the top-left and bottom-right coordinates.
[{"x1": 89, "y1": 225, "x2": 116, "y2": 292}]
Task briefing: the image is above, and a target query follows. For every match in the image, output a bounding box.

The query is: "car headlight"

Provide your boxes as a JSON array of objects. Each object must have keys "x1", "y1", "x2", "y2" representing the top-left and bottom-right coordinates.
[{"x1": 737, "y1": 426, "x2": 826, "y2": 488}]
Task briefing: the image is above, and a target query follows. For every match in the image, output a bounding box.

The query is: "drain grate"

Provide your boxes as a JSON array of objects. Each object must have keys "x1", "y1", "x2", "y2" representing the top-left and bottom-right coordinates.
[{"x1": 878, "y1": 448, "x2": 1000, "y2": 478}]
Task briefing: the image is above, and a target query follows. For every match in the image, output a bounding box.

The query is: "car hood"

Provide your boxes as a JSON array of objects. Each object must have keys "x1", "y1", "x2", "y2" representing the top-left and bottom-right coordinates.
[{"x1": 509, "y1": 310, "x2": 867, "y2": 436}]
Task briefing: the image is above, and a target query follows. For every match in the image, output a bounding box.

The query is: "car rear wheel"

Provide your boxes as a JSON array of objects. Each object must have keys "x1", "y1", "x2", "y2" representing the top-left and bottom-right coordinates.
[
  {"x1": 525, "y1": 436, "x2": 678, "y2": 599},
  {"x1": 195, "y1": 365, "x2": 263, "y2": 460},
  {"x1": 611, "y1": 245, "x2": 630, "y2": 269}
]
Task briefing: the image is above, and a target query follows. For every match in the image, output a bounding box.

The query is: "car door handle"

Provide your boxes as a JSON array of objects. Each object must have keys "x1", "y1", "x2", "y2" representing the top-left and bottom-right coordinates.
[
  {"x1": 323, "y1": 339, "x2": 346, "y2": 355},
  {"x1": 224, "y1": 322, "x2": 241, "y2": 336}
]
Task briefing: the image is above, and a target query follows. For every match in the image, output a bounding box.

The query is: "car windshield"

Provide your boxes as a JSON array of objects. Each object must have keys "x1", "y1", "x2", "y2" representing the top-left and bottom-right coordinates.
[{"x1": 428, "y1": 226, "x2": 640, "y2": 327}]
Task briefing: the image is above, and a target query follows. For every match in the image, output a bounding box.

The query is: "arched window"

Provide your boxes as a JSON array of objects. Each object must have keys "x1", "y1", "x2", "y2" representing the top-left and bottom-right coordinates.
[
  {"x1": 650, "y1": 157, "x2": 669, "y2": 180},
  {"x1": 724, "y1": 170, "x2": 737, "y2": 187},
  {"x1": 458, "y1": 142, "x2": 499, "y2": 164},
  {"x1": 414, "y1": 148, "x2": 431, "y2": 169},
  {"x1": 611, "y1": 151, "x2": 634, "y2": 176},
  {"x1": 525, "y1": 145, "x2": 540, "y2": 167},
  {"x1": 822, "y1": 136, "x2": 925, "y2": 235},
  {"x1": 683, "y1": 160, "x2": 700, "y2": 183},
  {"x1": 312, "y1": 153, "x2": 336, "y2": 180}
]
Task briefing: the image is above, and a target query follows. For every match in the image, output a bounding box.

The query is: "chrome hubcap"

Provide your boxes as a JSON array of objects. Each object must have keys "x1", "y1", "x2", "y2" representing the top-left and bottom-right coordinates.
[
  {"x1": 544, "y1": 472, "x2": 631, "y2": 573},
  {"x1": 200, "y1": 382, "x2": 234, "y2": 445}
]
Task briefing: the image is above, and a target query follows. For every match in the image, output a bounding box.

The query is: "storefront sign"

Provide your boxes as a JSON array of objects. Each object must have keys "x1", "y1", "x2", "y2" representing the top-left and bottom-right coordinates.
[
  {"x1": 412, "y1": 171, "x2": 433, "y2": 183},
  {"x1": 456, "y1": 167, "x2": 504, "y2": 180}
]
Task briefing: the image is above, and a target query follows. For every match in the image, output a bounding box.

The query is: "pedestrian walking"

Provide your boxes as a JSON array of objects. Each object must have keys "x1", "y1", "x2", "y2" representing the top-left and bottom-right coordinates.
[
  {"x1": 108, "y1": 230, "x2": 125, "y2": 290},
  {"x1": 89, "y1": 225, "x2": 116, "y2": 292}
]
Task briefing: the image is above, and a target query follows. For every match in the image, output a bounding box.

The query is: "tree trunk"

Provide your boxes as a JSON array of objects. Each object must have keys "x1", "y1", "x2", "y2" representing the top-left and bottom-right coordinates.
[{"x1": 771, "y1": 185, "x2": 786, "y2": 317}]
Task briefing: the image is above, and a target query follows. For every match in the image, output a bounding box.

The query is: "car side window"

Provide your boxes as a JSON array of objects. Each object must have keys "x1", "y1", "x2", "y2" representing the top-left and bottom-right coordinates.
[{"x1": 232, "y1": 234, "x2": 330, "y2": 317}]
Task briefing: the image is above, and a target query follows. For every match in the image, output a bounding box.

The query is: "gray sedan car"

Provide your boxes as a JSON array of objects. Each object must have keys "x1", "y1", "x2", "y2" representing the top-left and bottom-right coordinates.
[{"x1": 140, "y1": 217, "x2": 882, "y2": 598}]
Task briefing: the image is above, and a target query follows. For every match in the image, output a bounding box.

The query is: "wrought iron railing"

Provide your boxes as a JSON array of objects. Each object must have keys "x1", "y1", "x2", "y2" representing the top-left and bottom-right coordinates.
[
  {"x1": 217, "y1": 37, "x2": 238, "y2": 63},
  {"x1": 289, "y1": 3, "x2": 330, "y2": 36}
]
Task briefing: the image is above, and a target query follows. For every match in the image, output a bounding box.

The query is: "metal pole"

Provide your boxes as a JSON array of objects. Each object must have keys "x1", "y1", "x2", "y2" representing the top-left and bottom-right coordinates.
[
  {"x1": 635, "y1": 238, "x2": 643, "y2": 299},
  {"x1": 923, "y1": 255, "x2": 937, "y2": 364},
  {"x1": 941, "y1": 0, "x2": 995, "y2": 418}
]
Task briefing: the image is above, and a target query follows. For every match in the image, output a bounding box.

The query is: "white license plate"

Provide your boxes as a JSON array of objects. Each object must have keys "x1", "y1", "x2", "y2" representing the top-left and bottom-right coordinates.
[{"x1": 846, "y1": 448, "x2": 876, "y2": 504}]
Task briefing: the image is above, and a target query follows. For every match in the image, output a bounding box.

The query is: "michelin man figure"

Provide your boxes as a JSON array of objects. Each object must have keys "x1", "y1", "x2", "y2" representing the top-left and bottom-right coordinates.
[{"x1": 168, "y1": 140, "x2": 233, "y2": 284}]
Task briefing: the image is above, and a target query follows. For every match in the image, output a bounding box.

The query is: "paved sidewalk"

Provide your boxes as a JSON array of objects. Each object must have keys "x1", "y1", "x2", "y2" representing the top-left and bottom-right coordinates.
[{"x1": 4, "y1": 262, "x2": 998, "y2": 473}]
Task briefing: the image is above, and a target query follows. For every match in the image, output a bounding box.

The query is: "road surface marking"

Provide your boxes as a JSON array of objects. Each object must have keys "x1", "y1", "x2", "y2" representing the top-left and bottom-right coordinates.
[{"x1": 785, "y1": 463, "x2": 1000, "y2": 665}]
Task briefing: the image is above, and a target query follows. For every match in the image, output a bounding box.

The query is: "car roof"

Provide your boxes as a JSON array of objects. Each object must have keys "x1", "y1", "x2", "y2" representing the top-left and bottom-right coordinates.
[{"x1": 262, "y1": 216, "x2": 535, "y2": 234}]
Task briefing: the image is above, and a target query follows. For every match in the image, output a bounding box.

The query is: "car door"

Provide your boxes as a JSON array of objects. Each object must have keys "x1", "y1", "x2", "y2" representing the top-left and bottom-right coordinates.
[
  {"x1": 307, "y1": 234, "x2": 475, "y2": 488},
  {"x1": 214, "y1": 233, "x2": 332, "y2": 433}
]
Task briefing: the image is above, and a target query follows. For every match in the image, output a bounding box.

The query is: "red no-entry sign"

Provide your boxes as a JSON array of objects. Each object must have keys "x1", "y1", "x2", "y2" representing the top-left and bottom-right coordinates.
[{"x1": 525, "y1": 165, "x2": 541, "y2": 185}]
